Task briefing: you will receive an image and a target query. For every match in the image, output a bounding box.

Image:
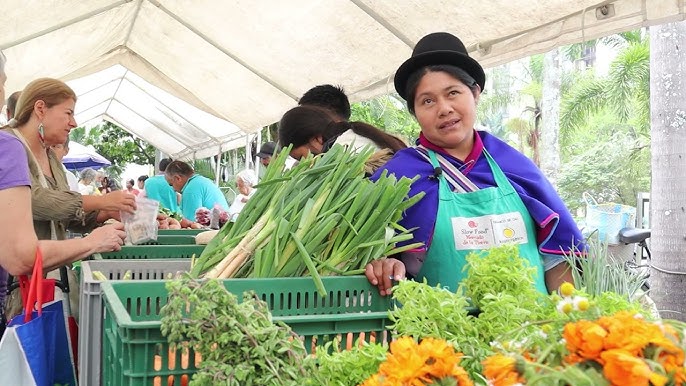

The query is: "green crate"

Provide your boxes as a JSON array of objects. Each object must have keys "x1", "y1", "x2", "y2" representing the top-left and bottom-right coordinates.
[
  {"x1": 92, "y1": 245, "x2": 205, "y2": 260},
  {"x1": 140, "y1": 235, "x2": 198, "y2": 245},
  {"x1": 157, "y1": 229, "x2": 207, "y2": 236},
  {"x1": 101, "y1": 276, "x2": 391, "y2": 386}
]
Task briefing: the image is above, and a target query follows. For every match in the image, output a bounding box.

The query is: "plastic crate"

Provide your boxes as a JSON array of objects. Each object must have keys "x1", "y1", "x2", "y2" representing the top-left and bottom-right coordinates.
[
  {"x1": 79, "y1": 260, "x2": 192, "y2": 386},
  {"x1": 157, "y1": 229, "x2": 206, "y2": 236},
  {"x1": 141, "y1": 235, "x2": 198, "y2": 245},
  {"x1": 101, "y1": 276, "x2": 391, "y2": 386},
  {"x1": 92, "y1": 245, "x2": 205, "y2": 260}
]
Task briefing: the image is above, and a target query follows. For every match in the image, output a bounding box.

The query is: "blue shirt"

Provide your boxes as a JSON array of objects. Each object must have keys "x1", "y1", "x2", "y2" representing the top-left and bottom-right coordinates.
[
  {"x1": 180, "y1": 174, "x2": 229, "y2": 220},
  {"x1": 144, "y1": 174, "x2": 178, "y2": 212}
]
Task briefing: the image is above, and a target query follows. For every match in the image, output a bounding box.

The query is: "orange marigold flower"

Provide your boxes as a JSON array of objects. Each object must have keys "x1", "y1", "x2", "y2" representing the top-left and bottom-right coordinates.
[
  {"x1": 563, "y1": 320, "x2": 607, "y2": 362},
  {"x1": 601, "y1": 349, "x2": 668, "y2": 386},
  {"x1": 482, "y1": 354, "x2": 524, "y2": 386},
  {"x1": 453, "y1": 364, "x2": 475, "y2": 386},
  {"x1": 417, "y1": 338, "x2": 462, "y2": 379},
  {"x1": 359, "y1": 374, "x2": 384, "y2": 386},
  {"x1": 659, "y1": 351, "x2": 686, "y2": 385},
  {"x1": 380, "y1": 337, "x2": 431, "y2": 384}
]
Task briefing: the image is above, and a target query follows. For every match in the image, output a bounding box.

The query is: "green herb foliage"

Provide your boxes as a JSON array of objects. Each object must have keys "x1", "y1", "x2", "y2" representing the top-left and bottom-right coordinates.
[
  {"x1": 160, "y1": 276, "x2": 313, "y2": 385},
  {"x1": 460, "y1": 244, "x2": 541, "y2": 309},
  {"x1": 386, "y1": 245, "x2": 651, "y2": 381},
  {"x1": 305, "y1": 340, "x2": 388, "y2": 385}
]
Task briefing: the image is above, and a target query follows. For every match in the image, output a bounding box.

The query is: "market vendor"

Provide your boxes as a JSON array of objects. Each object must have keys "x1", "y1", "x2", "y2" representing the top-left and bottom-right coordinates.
[
  {"x1": 365, "y1": 32, "x2": 583, "y2": 296},
  {"x1": 164, "y1": 160, "x2": 229, "y2": 221}
]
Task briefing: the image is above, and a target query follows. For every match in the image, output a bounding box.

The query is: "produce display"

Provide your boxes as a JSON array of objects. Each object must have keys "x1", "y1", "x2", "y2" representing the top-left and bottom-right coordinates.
[
  {"x1": 194, "y1": 205, "x2": 229, "y2": 228},
  {"x1": 190, "y1": 145, "x2": 424, "y2": 296},
  {"x1": 159, "y1": 245, "x2": 686, "y2": 385},
  {"x1": 161, "y1": 277, "x2": 314, "y2": 385},
  {"x1": 157, "y1": 207, "x2": 204, "y2": 229}
]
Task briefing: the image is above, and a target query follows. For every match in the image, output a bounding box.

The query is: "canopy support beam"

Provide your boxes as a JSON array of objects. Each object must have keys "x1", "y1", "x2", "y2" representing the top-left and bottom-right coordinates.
[
  {"x1": 0, "y1": 0, "x2": 131, "y2": 50},
  {"x1": 349, "y1": 0, "x2": 414, "y2": 48}
]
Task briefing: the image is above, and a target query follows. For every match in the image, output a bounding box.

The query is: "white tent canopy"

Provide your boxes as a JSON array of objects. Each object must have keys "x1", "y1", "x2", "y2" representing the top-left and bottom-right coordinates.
[{"x1": 2, "y1": 0, "x2": 683, "y2": 159}]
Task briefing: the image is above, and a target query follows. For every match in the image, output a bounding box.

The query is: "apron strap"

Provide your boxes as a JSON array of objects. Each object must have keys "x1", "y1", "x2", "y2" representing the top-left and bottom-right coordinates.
[
  {"x1": 12, "y1": 129, "x2": 59, "y2": 240},
  {"x1": 417, "y1": 146, "x2": 479, "y2": 193}
]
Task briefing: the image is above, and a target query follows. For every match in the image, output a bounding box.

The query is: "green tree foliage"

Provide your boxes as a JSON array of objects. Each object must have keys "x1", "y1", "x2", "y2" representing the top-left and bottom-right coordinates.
[
  {"x1": 70, "y1": 121, "x2": 156, "y2": 177},
  {"x1": 557, "y1": 113, "x2": 650, "y2": 214},
  {"x1": 557, "y1": 30, "x2": 651, "y2": 210},
  {"x1": 350, "y1": 94, "x2": 420, "y2": 144}
]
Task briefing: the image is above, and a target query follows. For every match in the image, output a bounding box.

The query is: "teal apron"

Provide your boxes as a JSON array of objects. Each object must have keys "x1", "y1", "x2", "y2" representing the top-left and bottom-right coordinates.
[{"x1": 416, "y1": 149, "x2": 548, "y2": 294}]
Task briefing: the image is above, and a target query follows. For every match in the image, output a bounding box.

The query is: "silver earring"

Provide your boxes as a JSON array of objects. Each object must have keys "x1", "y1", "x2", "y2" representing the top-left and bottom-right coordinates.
[{"x1": 38, "y1": 123, "x2": 45, "y2": 138}]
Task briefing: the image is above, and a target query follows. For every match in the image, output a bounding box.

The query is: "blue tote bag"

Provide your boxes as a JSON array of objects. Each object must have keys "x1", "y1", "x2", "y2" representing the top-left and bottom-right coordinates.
[{"x1": 0, "y1": 249, "x2": 76, "y2": 386}]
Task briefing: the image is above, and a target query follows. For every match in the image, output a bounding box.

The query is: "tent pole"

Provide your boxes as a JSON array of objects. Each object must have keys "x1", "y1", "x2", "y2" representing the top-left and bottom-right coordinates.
[
  {"x1": 255, "y1": 130, "x2": 261, "y2": 176},
  {"x1": 215, "y1": 146, "x2": 222, "y2": 185}
]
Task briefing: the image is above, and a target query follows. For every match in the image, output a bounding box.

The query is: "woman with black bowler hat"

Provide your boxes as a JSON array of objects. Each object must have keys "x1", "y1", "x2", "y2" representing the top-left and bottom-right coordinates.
[{"x1": 364, "y1": 32, "x2": 583, "y2": 296}]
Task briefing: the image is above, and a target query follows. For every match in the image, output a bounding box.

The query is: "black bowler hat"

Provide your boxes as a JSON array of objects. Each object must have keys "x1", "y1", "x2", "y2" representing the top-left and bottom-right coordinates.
[
  {"x1": 394, "y1": 32, "x2": 485, "y2": 101},
  {"x1": 256, "y1": 141, "x2": 276, "y2": 159}
]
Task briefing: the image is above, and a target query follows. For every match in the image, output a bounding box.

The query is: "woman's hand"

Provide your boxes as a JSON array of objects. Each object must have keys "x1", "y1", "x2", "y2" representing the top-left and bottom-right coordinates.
[
  {"x1": 85, "y1": 222, "x2": 126, "y2": 253},
  {"x1": 100, "y1": 191, "x2": 137, "y2": 214},
  {"x1": 365, "y1": 258, "x2": 406, "y2": 296}
]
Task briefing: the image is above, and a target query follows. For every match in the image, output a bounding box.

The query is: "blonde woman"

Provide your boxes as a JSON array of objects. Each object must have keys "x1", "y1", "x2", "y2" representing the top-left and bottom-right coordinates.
[{"x1": 2, "y1": 78, "x2": 136, "y2": 317}]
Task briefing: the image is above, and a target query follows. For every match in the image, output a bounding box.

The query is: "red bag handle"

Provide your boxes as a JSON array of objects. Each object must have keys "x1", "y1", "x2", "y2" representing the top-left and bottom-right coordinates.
[{"x1": 18, "y1": 248, "x2": 44, "y2": 323}]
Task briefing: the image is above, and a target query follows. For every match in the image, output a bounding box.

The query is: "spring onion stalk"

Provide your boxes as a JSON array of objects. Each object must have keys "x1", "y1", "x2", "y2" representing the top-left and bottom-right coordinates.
[{"x1": 194, "y1": 144, "x2": 425, "y2": 295}]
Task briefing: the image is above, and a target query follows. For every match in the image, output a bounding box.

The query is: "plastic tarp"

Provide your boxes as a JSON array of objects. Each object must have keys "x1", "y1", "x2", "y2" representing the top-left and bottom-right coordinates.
[
  {"x1": 2, "y1": 0, "x2": 683, "y2": 159},
  {"x1": 62, "y1": 141, "x2": 112, "y2": 170}
]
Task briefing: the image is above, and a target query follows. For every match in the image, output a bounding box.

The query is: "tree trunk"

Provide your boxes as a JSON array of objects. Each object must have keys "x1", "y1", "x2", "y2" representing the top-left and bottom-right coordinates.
[
  {"x1": 649, "y1": 21, "x2": 686, "y2": 321},
  {"x1": 540, "y1": 48, "x2": 561, "y2": 187}
]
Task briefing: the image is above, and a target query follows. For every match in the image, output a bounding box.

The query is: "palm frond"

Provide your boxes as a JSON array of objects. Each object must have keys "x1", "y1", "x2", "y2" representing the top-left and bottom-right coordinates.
[
  {"x1": 477, "y1": 91, "x2": 515, "y2": 122},
  {"x1": 607, "y1": 42, "x2": 650, "y2": 122},
  {"x1": 193, "y1": 158, "x2": 216, "y2": 181},
  {"x1": 560, "y1": 77, "x2": 609, "y2": 134}
]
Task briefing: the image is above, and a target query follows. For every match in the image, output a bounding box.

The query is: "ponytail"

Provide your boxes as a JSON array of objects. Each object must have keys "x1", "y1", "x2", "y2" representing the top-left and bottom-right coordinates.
[{"x1": 347, "y1": 121, "x2": 407, "y2": 153}]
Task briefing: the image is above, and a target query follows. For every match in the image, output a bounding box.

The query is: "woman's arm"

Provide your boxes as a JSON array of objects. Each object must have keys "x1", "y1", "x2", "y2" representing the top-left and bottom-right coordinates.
[
  {"x1": 544, "y1": 262, "x2": 574, "y2": 293},
  {"x1": 0, "y1": 186, "x2": 126, "y2": 276}
]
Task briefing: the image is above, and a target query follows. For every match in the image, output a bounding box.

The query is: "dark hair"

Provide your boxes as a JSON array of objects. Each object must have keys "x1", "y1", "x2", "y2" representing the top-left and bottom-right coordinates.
[
  {"x1": 165, "y1": 160, "x2": 194, "y2": 177},
  {"x1": 405, "y1": 65, "x2": 479, "y2": 115},
  {"x1": 137, "y1": 175, "x2": 149, "y2": 182},
  {"x1": 298, "y1": 84, "x2": 351, "y2": 120},
  {"x1": 7, "y1": 91, "x2": 21, "y2": 119},
  {"x1": 278, "y1": 105, "x2": 406, "y2": 153},
  {"x1": 127, "y1": 179, "x2": 135, "y2": 186},
  {"x1": 159, "y1": 158, "x2": 173, "y2": 172}
]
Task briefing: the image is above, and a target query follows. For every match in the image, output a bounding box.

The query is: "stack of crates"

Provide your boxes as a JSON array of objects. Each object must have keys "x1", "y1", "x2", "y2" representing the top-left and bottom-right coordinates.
[{"x1": 79, "y1": 229, "x2": 206, "y2": 386}]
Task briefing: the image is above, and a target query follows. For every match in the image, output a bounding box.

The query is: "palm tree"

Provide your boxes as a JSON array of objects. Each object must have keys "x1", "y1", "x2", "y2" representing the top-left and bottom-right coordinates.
[{"x1": 561, "y1": 31, "x2": 650, "y2": 139}]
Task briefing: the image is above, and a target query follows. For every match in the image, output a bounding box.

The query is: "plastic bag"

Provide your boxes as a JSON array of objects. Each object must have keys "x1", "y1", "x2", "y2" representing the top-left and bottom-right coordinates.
[{"x1": 121, "y1": 197, "x2": 160, "y2": 245}]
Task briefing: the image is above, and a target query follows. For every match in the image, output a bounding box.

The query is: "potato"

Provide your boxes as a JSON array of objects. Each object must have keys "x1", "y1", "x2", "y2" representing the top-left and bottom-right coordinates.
[{"x1": 179, "y1": 218, "x2": 193, "y2": 228}]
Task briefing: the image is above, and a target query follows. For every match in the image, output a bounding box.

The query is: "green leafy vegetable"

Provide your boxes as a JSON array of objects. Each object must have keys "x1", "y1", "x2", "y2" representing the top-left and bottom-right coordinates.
[{"x1": 160, "y1": 275, "x2": 312, "y2": 385}]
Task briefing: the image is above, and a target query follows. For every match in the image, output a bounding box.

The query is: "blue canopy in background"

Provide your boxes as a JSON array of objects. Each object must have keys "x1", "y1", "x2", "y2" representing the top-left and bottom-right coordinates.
[{"x1": 63, "y1": 142, "x2": 111, "y2": 171}]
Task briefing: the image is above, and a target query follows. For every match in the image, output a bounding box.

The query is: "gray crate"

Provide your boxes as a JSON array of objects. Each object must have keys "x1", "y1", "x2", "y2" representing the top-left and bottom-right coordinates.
[{"x1": 78, "y1": 259, "x2": 191, "y2": 386}]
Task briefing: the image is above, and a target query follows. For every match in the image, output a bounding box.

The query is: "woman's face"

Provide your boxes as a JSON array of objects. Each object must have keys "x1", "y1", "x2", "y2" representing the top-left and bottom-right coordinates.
[
  {"x1": 413, "y1": 71, "x2": 480, "y2": 158},
  {"x1": 41, "y1": 98, "x2": 77, "y2": 146},
  {"x1": 236, "y1": 178, "x2": 250, "y2": 195},
  {"x1": 289, "y1": 136, "x2": 324, "y2": 160}
]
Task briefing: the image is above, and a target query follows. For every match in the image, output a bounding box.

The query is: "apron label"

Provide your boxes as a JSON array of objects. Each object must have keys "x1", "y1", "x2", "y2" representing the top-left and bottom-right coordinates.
[{"x1": 451, "y1": 212, "x2": 529, "y2": 250}]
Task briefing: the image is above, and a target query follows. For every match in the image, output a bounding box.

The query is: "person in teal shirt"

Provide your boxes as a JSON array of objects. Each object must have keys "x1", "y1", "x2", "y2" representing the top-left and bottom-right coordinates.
[
  {"x1": 164, "y1": 160, "x2": 229, "y2": 220},
  {"x1": 144, "y1": 158, "x2": 179, "y2": 212}
]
